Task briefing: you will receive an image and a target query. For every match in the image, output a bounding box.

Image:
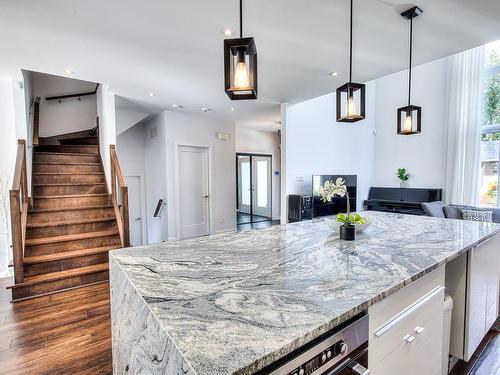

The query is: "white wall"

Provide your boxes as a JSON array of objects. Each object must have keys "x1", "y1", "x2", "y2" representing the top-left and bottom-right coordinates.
[
  {"x1": 235, "y1": 127, "x2": 281, "y2": 220},
  {"x1": 165, "y1": 111, "x2": 236, "y2": 240},
  {"x1": 97, "y1": 84, "x2": 117, "y2": 190},
  {"x1": 143, "y1": 113, "x2": 168, "y2": 244},
  {"x1": 284, "y1": 82, "x2": 377, "y2": 213},
  {"x1": 32, "y1": 73, "x2": 97, "y2": 137},
  {"x1": 372, "y1": 58, "x2": 448, "y2": 188},
  {"x1": 0, "y1": 76, "x2": 18, "y2": 277},
  {"x1": 115, "y1": 97, "x2": 151, "y2": 136}
]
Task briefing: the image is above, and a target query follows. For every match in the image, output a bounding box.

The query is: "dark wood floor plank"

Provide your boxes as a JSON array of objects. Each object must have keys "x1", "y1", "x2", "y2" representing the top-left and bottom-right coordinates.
[{"x1": 0, "y1": 276, "x2": 111, "y2": 374}]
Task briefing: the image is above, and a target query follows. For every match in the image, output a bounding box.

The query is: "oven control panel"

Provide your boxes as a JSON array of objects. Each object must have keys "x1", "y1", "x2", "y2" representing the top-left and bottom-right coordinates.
[{"x1": 288, "y1": 340, "x2": 347, "y2": 375}]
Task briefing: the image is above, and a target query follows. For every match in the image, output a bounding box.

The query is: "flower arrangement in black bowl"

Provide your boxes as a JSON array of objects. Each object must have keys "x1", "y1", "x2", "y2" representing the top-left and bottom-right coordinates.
[{"x1": 319, "y1": 177, "x2": 357, "y2": 241}]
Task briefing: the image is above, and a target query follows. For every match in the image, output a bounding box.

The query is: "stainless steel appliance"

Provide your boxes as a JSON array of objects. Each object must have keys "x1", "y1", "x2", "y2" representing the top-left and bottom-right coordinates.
[{"x1": 262, "y1": 314, "x2": 369, "y2": 375}]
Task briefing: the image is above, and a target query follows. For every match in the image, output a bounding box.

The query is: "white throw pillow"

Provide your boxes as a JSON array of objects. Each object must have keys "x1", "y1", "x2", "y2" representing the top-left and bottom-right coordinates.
[{"x1": 461, "y1": 209, "x2": 493, "y2": 223}]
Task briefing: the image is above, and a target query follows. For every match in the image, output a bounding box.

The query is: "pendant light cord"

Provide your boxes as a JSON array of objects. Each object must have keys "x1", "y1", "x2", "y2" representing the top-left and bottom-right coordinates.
[
  {"x1": 408, "y1": 17, "x2": 413, "y2": 106},
  {"x1": 240, "y1": 0, "x2": 243, "y2": 38},
  {"x1": 349, "y1": 0, "x2": 353, "y2": 82}
]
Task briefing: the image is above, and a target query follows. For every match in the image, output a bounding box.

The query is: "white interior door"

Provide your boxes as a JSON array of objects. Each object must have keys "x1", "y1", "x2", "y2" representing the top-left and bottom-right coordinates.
[
  {"x1": 124, "y1": 175, "x2": 144, "y2": 246},
  {"x1": 237, "y1": 155, "x2": 251, "y2": 214},
  {"x1": 179, "y1": 146, "x2": 210, "y2": 239},
  {"x1": 252, "y1": 156, "x2": 272, "y2": 218}
]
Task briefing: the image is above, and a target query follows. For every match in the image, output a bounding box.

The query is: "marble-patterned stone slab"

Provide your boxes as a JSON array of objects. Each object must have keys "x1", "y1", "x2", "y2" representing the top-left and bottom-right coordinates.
[{"x1": 110, "y1": 212, "x2": 500, "y2": 375}]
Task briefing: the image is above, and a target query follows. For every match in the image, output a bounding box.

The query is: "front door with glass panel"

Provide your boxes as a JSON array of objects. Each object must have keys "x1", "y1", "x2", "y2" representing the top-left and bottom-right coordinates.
[{"x1": 236, "y1": 153, "x2": 272, "y2": 224}]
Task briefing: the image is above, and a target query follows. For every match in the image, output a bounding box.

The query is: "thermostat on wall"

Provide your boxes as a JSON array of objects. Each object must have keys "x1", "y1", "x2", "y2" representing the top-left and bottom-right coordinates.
[{"x1": 217, "y1": 132, "x2": 230, "y2": 140}]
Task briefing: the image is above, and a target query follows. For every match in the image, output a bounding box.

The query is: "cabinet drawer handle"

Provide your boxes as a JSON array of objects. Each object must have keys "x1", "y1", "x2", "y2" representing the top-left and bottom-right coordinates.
[
  {"x1": 373, "y1": 286, "x2": 444, "y2": 337},
  {"x1": 415, "y1": 326, "x2": 424, "y2": 334},
  {"x1": 404, "y1": 334, "x2": 415, "y2": 343}
]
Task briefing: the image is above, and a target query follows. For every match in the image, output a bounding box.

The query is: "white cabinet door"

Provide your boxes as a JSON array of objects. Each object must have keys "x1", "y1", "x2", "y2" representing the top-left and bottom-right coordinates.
[
  {"x1": 371, "y1": 312, "x2": 443, "y2": 375},
  {"x1": 465, "y1": 235, "x2": 500, "y2": 360}
]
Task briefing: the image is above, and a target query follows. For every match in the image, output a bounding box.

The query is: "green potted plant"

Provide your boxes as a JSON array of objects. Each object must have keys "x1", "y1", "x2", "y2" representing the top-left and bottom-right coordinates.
[
  {"x1": 319, "y1": 177, "x2": 356, "y2": 240},
  {"x1": 396, "y1": 168, "x2": 409, "y2": 188}
]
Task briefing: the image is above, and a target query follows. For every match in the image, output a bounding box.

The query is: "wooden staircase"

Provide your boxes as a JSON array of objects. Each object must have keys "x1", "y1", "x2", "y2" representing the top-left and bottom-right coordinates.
[{"x1": 8, "y1": 129, "x2": 129, "y2": 301}]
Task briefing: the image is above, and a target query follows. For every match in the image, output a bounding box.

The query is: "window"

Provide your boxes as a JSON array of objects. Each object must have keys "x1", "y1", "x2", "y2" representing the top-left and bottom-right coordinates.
[{"x1": 479, "y1": 40, "x2": 500, "y2": 207}]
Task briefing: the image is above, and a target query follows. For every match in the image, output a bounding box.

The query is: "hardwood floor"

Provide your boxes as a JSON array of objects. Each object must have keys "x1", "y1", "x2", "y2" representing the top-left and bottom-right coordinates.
[
  {"x1": 0, "y1": 277, "x2": 111, "y2": 374},
  {"x1": 0, "y1": 273, "x2": 497, "y2": 375}
]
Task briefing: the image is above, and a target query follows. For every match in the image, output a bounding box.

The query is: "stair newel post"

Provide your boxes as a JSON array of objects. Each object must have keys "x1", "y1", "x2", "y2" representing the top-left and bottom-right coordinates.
[
  {"x1": 110, "y1": 145, "x2": 116, "y2": 205},
  {"x1": 121, "y1": 186, "x2": 130, "y2": 247},
  {"x1": 10, "y1": 190, "x2": 24, "y2": 283}
]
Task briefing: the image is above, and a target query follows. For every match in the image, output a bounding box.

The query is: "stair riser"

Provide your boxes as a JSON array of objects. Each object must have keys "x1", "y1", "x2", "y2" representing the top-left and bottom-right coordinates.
[
  {"x1": 33, "y1": 174, "x2": 105, "y2": 184},
  {"x1": 28, "y1": 208, "x2": 115, "y2": 225},
  {"x1": 59, "y1": 137, "x2": 99, "y2": 145},
  {"x1": 27, "y1": 221, "x2": 117, "y2": 239},
  {"x1": 35, "y1": 145, "x2": 99, "y2": 154},
  {"x1": 34, "y1": 195, "x2": 110, "y2": 210},
  {"x1": 24, "y1": 254, "x2": 109, "y2": 277},
  {"x1": 33, "y1": 184, "x2": 107, "y2": 196},
  {"x1": 35, "y1": 153, "x2": 101, "y2": 164},
  {"x1": 25, "y1": 235, "x2": 121, "y2": 256},
  {"x1": 11, "y1": 271, "x2": 109, "y2": 301},
  {"x1": 34, "y1": 164, "x2": 103, "y2": 173}
]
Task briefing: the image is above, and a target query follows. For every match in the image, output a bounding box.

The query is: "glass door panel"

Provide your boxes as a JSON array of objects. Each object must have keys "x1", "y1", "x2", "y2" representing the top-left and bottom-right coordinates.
[
  {"x1": 252, "y1": 156, "x2": 272, "y2": 220},
  {"x1": 237, "y1": 155, "x2": 252, "y2": 224}
]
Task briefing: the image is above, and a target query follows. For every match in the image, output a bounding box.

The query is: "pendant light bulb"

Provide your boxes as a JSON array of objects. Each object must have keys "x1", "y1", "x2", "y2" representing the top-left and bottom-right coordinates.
[
  {"x1": 234, "y1": 52, "x2": 249, "y2": 89},
  {"x1": 347, "y1": 96, "x2": 356, "y2": 118},
  {"x1": 403, "y1": 113, "x2": 412, "y2": 133}
]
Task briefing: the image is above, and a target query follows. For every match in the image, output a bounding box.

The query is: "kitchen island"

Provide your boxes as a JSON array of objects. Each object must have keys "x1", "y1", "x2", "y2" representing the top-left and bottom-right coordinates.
[{"x1": 109, "y1": 211, "x2": 500, "y2": 375}]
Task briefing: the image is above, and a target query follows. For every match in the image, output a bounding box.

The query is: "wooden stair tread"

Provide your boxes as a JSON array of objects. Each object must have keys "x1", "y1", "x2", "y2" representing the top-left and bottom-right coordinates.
[
  {"x1": 34, "y1": 193, "x2": 109, "y2": 199},
  {"x1": 29, "y1": 205, "x2": 113, "y2": 213},
  {"x1": 24, "y1": 245, "x2": 121, "y2": 265},
  {"x1": 58, "y1": 136, "x2": 98, "y2": 141},
  {"x1": 34, "y1": 162, "x2": 101, "y2": 166},
  {"x1": 8, "y1": 263, "x2": 109, "y2": 289},
  {"x1": 34, "y1": 172, "x2": 104, "y2": 175},
  {"x1": 33, "y1": 182, "x2": 106, "y2": 186},
  {"x1": 34, "y1": 151, "x2": 99, "y2": 156},
  {"x1": 27, "y1": 217, "x2": 115, "y2": 228},
  {"x1": 25, "y1": 229, "x2": 119, "y2": 246}
]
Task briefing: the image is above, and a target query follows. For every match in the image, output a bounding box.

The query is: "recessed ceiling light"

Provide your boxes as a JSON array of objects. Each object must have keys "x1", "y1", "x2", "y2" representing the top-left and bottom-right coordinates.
[
  {"x1": 172, "y1": 104, "x2": 183, "y2": 109},
  {"x1": 230, "y1": 107, "x2": 235, "y2": 112},
  {"x1": 221, "y1": 28, "x2": 234, "y2": 36},
  {"x1": 148, "y1": 92, "x2": 156, "y2": 97},
  {"x1": 201, "y1": 107, "x2": 210, "y2": 112},
  {"x1": 329, "y1": 71, "x2": 338, "y2": 77},
  {"x1": 63, "y1": 69, "x2": 74, "y2": 75}
]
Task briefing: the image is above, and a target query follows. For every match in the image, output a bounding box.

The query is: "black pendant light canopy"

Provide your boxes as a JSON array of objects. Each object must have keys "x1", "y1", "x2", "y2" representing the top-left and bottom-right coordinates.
[
  {"x1": 336, "y1": 0, "x2": 365, "y2": 123},
  {"x1": 224, "y1": 0, "x2": 257, "y2": 100},
  {"x1": 397, "y1": 6, "x2": 423, "y2": 135}
]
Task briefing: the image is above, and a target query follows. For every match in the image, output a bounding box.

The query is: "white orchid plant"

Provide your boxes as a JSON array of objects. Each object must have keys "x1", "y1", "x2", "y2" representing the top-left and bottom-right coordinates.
[{"x1": 319, "y1": 177, "x2": 365, "y2": 226}]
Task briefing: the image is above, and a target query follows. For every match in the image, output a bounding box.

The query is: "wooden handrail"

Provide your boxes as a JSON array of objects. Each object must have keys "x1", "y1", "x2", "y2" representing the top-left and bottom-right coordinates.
[
  {"x1": 32, "y1": 97, "x2": 41, "y2": 146},
  {"x1": 10, "y1": 140, "x2": 28, "y2": 284},
  {"x1": 110, "y1": 145, "x2": 130, "y2": 248}
]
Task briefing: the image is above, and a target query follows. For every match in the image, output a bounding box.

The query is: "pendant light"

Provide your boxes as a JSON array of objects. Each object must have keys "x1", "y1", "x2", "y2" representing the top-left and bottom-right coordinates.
[
  {"x1": 397, "y1": 6, "x2": 423, "y2": 135},
  {"x1": 224, "y1": 0, "x2": 257, "y2": 100},
  {"x1": 336, "y1": 0, "x2": 365, "y2": 123}
]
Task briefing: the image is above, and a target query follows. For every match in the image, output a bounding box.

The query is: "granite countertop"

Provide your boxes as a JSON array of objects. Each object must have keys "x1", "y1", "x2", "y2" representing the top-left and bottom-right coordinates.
[{"x1": 110, "y1": 211, "x2": 500, "y2": 375}]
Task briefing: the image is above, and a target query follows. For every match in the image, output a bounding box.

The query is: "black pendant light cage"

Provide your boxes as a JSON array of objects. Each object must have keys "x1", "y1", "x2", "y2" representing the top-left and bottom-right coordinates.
[
  {"x1": 224, "y1": 0, "x2": 258, "y2": 100},
  {"x1": 397, "y1": 6, "x2": 423, "y2": 135},
  {"x1": 336, "y1": 0, "x2": 365, "y2": 123}
]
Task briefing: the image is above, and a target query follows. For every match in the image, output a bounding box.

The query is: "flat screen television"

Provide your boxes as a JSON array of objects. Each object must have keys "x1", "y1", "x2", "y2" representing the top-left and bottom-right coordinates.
[{"x1": 312, "y1": 175, "x2": 357, "y2": 218}]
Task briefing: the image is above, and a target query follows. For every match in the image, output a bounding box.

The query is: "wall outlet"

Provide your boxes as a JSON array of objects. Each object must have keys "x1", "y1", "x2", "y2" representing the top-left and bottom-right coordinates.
[{"x1": 296, "y1": 175, "x2": 305, "y2": 183}]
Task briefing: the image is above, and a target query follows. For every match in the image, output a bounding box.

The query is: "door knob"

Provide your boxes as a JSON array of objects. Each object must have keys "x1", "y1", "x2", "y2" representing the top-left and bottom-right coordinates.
[
  {"x1": 202, "y1": 195, "x2": 209, "y2": 198},
  {"x1": 134, "y1": 217, "x2": 142, "y2": 221}
]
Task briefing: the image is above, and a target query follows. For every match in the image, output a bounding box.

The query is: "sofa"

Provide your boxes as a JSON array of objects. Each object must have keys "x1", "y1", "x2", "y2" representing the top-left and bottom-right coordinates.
[{"x1": 421, "y1": 201, "x2": 500, "y2": 224}]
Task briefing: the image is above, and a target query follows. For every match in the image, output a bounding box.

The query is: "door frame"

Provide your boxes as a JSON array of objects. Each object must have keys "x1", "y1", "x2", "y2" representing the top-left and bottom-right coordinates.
[
  {"x1": 123, "y1": 174, "x2": 148, "y2": 245},
  {"x1": 175, "y1": 144, "x2": 214, "y2": 240},
  {"x1": 235, "y1": 152, "x2": 273, "y2": 223}
]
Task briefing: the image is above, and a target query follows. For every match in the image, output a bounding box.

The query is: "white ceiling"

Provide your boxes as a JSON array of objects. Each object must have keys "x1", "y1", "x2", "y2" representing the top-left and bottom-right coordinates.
[{"x1": 1, "y1": 0, "x2": 500, "y2": 130}]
